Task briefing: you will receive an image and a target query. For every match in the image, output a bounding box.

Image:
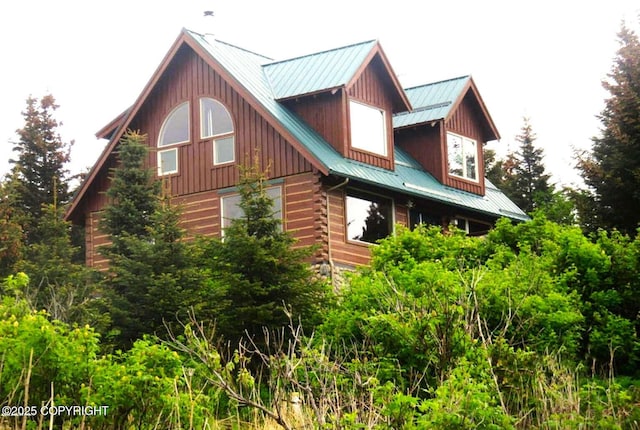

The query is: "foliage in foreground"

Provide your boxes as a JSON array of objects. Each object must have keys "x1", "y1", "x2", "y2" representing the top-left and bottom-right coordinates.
[{"x1": 2, "y1": 216, "x2": 640, "y2": 429}]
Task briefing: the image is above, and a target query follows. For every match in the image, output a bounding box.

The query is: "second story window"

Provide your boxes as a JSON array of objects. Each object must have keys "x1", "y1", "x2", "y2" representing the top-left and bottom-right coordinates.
[
  {"x1": 349, "y1": 100, "x2": 387, "y2": 156},
  {"x1": 201, "y1": 98, "x2": 235, "y2": 165},
  {"x1": 158, "y1": 102, "x2": 190, "y2": 175},
  {"x1": 447, "y1": 132, "x2": 478, "y2": 181}
]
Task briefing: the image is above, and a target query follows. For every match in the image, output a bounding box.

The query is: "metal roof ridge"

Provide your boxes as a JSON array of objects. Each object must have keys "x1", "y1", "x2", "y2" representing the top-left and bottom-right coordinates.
[
  {"x1": 186, "y1": 29, "x2": 275, "y2": 62},
  {"x1": 404, "y1": 75, "x2": 470, "y2": 92},
  {"x1": 393, "y1": 101, "x2": 452, "y2": 117},
  {"x1": 262, "y1": 39, "x2": 377, "y2": 67}
]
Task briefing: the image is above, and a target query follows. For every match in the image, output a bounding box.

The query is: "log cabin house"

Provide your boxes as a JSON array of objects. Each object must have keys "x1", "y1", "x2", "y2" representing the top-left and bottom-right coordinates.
[{"x1": 65, "y1": 28, "x2": 528, "y2": 273}]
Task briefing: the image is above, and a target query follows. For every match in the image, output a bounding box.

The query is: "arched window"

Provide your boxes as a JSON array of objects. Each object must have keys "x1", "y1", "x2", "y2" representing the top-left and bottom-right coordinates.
[
  {"x1": 157, "y1": 102, "x2": 190, "y2": 175},
  {"x1": 159, "y1": 102, "x2": 190, "y2": 147},
  {"x1": 200, "y1": 98, "x2": 235, "y2": 165}
]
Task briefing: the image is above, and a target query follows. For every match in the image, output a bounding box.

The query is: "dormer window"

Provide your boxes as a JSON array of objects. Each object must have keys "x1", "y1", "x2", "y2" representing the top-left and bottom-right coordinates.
[
  {"x1": 447, "y1": 132, "x2": 478, "y2": 181},
  {"x1": 158, "y1": 102, "x2": 190, "y2": 175},
  {"x1": 349, "y1": 100, "x2": 387, "y2": 156},
  {"x1": 200, "y1": 98, "x2": 235, "y2": 165}
]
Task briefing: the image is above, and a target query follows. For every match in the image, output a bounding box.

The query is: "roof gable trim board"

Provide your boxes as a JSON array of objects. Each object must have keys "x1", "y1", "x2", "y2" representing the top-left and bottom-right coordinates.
[{"x1": 345, "y1": 43, "x2": 412, "y2": 113}]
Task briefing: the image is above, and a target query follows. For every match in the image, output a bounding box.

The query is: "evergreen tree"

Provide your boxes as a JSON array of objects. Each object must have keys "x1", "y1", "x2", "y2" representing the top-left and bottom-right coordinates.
[
  {"x1": 10, "y1": 95, "x2": 72, "y2": 243},
  {"x1": 483, "y1": 148, "x2": 504, "y2": 187},
  {"x1": 16, "y1": 203, "x2": 94, "y2": 323},
  {"x1": 511, "y1": 118, "x2": 552, "y2": 213},
  {"x1": 0, "y1": 178, "x2": 24, "y2": 277},
  {"x1": 577, "y1": 23, "x2": 640, "y2": 235},
  {"x1": 106, "y1": 198, "x2": 205, "y2": 348},
  {"x1": 100, "y1": 130, "x2": 161, "y2": 258},
  {"x1": 201, "y1": 161, "x2": 329, "y2": 344},
  {"x1": 100, "y1": 130, "x2": 205, "y2": 348}
]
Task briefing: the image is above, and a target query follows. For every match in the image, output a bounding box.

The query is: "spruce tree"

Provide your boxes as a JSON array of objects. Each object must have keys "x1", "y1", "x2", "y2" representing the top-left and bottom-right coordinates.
[
  {"x1": 578, "y1": 23, "x2": 640, "y2": 235},
  {"x1": 514, "y1": 118, "x2": 552, "y2": 213},
  {"x1": 483, "y1": 148, "x2": 504, "y2": 188},
  {"x1": 17, "y1": 203, "x2": 92, "y2": 323},
  {"x1": 202, "y1": 161, "x2": 328, "y2": 344},
  {"x1": 0, "y1": 178, "x2": 25, "y2": 277},
  {"x1": 100, "y1": 130, "x2": 205, "y2": 347},
  {"x1": 10, "y1": 95, "x2": 72, "y2": 243},
  {"x1": 100, "y1": 130, "x2": 161, "y2": 258},
  {"x1": 500, "y1": 118, "x2": 552, "y2": 214}
]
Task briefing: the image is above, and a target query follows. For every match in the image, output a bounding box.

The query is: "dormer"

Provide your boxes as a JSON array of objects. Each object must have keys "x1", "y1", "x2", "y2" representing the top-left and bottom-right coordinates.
[
  {"x1": 264, "y1": 40, "x2": 411, "y2": 171},
  {"x1": 394, "y1": 76, "x2": 500, "y2": 195}
]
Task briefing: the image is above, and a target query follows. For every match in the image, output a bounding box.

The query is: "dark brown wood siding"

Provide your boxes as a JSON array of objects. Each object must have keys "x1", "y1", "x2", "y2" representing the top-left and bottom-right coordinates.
[
  {"x1": 347, "y1": 55, "x2": 395, "y2": 170},
  {"x1": 126, "y1": 45, "x2": 314, "y2": 196},
  {"x1": 85, "y1": 172, "x2": 328, "y2": 269},
  {"x1": 80, "y1": 44, "x2": 321, "y2": 267},
  {"x1": 395, "y1": 122, "x2": 445, "y2": 183},
  {"x1": 395, "y1": 203, "x2": 409, "y2": 227},
  {"x1": 444, "y1": 93, "x2": 486, "y2": 195},
  {"x1": 284, "y1": 91, "x2": 347, "y2": 157}
]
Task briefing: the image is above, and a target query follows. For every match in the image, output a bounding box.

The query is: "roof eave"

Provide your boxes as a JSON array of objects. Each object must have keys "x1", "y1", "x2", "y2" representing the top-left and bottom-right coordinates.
[
  {"x1": 394, "y1": 119, "x2": 441, "y2": 131},
  {"x1": 327, "y1": 167, "x2": 528, "y2": 222},
  {"x1": 274, "y1": 86, "x2": 344, "y2": 103},
  {"x1": 95, "y1": 107, "x2": 131, "y2": 140},
  {"x1": 65, "y1": 29, "x2": 191, "y2": 222}
]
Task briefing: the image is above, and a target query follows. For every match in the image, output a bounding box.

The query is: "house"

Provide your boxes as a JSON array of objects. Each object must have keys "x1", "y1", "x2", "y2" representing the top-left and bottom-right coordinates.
[{"x1": 65, "y1": 28, "x2": 528, "y2": 272}]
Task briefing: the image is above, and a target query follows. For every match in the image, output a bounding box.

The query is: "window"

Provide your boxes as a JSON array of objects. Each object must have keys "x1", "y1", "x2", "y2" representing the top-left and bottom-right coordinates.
[
  {"x1": 447, "y1": 132, "x2": 478, "y2": 181},
  {"x1": 220, "y1": 186, "x2": 282, "y2": 231},
  {"x1": 349, "y1": 100, "x2": 387, "y2": 156},
  {"x1": 158, "y1": 148, "x2": 178, "y2": 175},
  {"x1": 157, "y1": 102, "x2": 189, "y2": 175},
  {"x1": 409, "y1": 208, "x2": 441, "y2": 230},
  {"x1": 452, "y1": 217, "x2": 491, "y2": 236},
  {"x1": 346, "y1": 190, "x2": 393, "y2": 244},
  {"x1": 159, "y1": 102, "x2": 190, "y2": 147},
  {"x1": 201, "y1": 98, "x2": 235, "y2": 165}
]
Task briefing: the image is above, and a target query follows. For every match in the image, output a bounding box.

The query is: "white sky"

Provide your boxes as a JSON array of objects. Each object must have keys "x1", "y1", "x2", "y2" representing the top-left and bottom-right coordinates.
[{"x1": 1, "y1": 1, "x2": 639, "y2": 188}]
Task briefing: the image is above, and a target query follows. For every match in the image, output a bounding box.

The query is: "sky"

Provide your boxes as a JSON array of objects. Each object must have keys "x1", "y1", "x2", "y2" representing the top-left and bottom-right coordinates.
[{"x1": 1, "y1": 1, "x2": 639, "y2": 188}]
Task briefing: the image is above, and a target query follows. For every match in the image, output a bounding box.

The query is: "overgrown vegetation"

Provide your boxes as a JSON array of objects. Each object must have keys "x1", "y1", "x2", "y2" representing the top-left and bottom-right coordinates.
[{"x1": 1, "y1": 217, "x2": 640, "y2": 428}]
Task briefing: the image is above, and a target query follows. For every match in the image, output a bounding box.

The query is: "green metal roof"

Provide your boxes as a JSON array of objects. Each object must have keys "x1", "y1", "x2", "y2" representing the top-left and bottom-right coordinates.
[
  {"x1": 186, "y1": 30, "x2": 528, "y2": 222},
  {"x1": 263, "y1": 40, "x2": 377, "y2": 100},
  {"x1": 393, "y1": 76, "x2": 469, "y2": 128}
]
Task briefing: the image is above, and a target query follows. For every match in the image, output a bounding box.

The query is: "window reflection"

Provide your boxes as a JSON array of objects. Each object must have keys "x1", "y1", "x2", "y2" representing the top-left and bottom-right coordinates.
[{"x1": 346, "y1": 191, "x2": 392, "y2": 243}]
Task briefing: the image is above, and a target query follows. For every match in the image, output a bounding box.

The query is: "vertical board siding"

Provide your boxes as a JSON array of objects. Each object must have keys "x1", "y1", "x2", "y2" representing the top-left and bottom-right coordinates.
[
  {"x1": 81, "y1": 44, "x2": 319, "y2": 266},
  {"x1": 284, "y1": 91, "x2": 346, "y2": 157},
  {"x1": 347, "y1": 56, "x2": 395, "y2": 170},
  {"x1": 396, "y1": 124, "x2": 445, "y2": 183},
  {"x1": 130, "y1": 45, "x2": 313, "y2": 198},
  {"x1": 444, "y1": 94, "x2": 485, "y2": 195}
]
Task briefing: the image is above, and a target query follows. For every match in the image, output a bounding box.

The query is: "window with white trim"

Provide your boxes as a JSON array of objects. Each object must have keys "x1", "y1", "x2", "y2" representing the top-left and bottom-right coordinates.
[
  {"x1": 220, "y1": 186, "x2": 282, "y2": 232},
  {"x1": 409, "y1": 208, "x2": 441, "y2": 230},
  {"x1": 157, "y1": 102, "x2": 189, "y2": 175},
  {"x1": 201, "y1": 98, "x2": 235, "y2": 165},
  {"x1": 447, "y1": 132, "x2": 478, "y2": 181},
  {"x1": 452, "y1": 217, "x2": 491, "y2": 236},
  {"x1": 349, "y1": 100, "x2": 387, "y2": 156},
  {"x1": 346, "y1": 190, "x2": 393, "y2": 244},
  {"x1": 158, "y1": 148, "x2": 178, "y2": 175}
]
